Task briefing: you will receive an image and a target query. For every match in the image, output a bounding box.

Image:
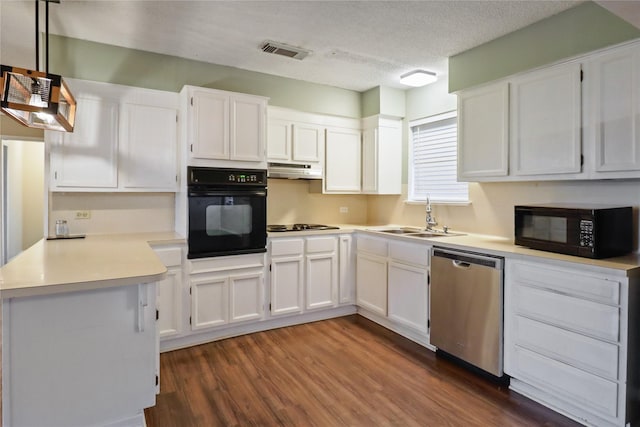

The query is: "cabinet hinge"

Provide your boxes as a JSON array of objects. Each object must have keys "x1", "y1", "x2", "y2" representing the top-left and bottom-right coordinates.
[
  {"x1": 189, "y1": 316, "x2": 192, "y2": 325},
  {"x1": 269, "y1": 264, "x2": 272, "y2": 271},
  {"x1": 580, "y1": 69, "x2": 584, "y2": 82},
  {"x1": 155, "y1": 375, "x2": 159, "y2": 386},
  {"x1": 54, "y1": 171, "x2": 58, "y2": 180},
  {"x1": 428, "y1": 319, "x2": 430, "y2": 329},
  {"x1": 581, "y1": 154, "x2": 584, "y2": 166},
  {"x1": 427, "y1": 273, "x2": 430, "y2": 285},
  {"x1": 190, "y1": 144, "x2": 193, "y2": 153},
  {"x1": 156, "y1": 309, "x2": 159, "y2": 321},
  {"x1": 269, "y1": 303, "x2": 272, "y2": 311},
  {"x1": 189, "y1": 287, "x2": 192, "y2": 295},
  {"x1": 176, "y1": 114, "x2": 178, "y2": 123},
  {"x1": 190, "y1": 97, "x2": 193, "y2": 106}
]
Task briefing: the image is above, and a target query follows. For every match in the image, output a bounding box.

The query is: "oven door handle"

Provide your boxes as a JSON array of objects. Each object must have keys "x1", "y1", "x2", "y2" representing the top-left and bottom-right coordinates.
[{"x1": 189, "y1": 190, "x2": 267, "y2": 197}]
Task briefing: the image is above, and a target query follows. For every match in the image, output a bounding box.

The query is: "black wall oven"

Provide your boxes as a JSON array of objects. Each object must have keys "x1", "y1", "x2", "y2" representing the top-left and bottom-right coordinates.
[{"x1": 187, "y1": 166, "x2": 267, "y2": 259}]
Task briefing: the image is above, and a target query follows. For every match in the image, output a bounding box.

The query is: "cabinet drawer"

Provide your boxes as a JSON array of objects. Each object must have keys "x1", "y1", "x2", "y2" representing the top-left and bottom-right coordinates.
[
  {"x1": 357, "y1": 236, "x2": 388, "y2": 257},
  {"x1": 514, "y1": 316, "x2": 619, "y2": 380},
  {"x1": 153, "y1": 247, "x2": 182, "y2": 267},
  {"x1": 190, "y1": 253, "x2": 265, "y2": 274},
  {"x1": 388, "y1": 242, "x2": 429, "y2": 266},
  {"x1": 514, "y1": 284, "x2": 620, "y2": 342},
  {"x1": 270, "y1": 238, "x2": 304, "y2": 257},
  {"x1": 512, "y1": 346, "x2": 618, "y2": 418},
  {"x1": 306, "y1": 236, "x2": 337, "y2": 254},
  {"x1": 512, "y1": 262, "x2": 620, "y2": 305}
]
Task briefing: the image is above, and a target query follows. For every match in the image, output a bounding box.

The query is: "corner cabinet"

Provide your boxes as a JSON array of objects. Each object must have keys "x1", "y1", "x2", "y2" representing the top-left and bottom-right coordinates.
[
  {"x1": 457, "y1": 81, "x2": 509, "y2": 180},
  {"x1": 184, "y1": 86, "x2": 267, "y2": 163},
  {"x1": 361, "y1": 116, "x2": 402, "y2": 194},
  {"x1": 324, "y1": 127, "x2": 362, "y2": 193},
  {"x1": 47, "y1": 78, "x2": 179, "y2": 192},
  {"x1": 504, "y1": 258, "x2": 639, "y2": 427},
  {"x1": 152, "y1": 244, "x2": 185, "y2": 339}
]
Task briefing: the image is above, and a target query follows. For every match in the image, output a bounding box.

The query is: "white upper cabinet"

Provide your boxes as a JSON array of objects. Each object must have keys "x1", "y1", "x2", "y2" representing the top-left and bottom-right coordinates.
[
  {"x1": 266, "y1": 108, "x2": 323, "y2": 164},
  {"x1": 510, "y1": 61, "x2": 583, "y2": 177},
  {"x1": 185, "y1": 86, "x2": 267, "y2": 164},
  {"x1": 586, "y1": 42, "x2": 640, "y2": 178},
  {"x1": 48, "y1": 78, "x2": 179, "y2": 192},
  {"x1": 457, "y1": 81, "x2": 509, "y2": 180},
  {"x1": 120, "y1": 91, "x2": 179, "y2": 191},
  {"x1": 324, "y1": 127, "x2": 362, "y2": 193},
  {"x1": 49, "y1": 92, "x2": 119, "y2": 189},
  {"x1": 361, "y1": 116, "x2": 402, "y2": 194}
]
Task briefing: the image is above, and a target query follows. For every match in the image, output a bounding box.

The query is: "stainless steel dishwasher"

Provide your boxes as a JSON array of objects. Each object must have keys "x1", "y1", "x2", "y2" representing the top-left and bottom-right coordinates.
[{"x1": 430, "y1": 247, "x2": 504, "y2": 377}]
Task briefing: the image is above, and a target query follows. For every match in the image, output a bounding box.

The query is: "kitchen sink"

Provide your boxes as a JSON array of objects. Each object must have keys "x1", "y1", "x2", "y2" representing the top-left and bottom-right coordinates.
[{"x1": 378, "y1": 228, "x2": 423, "y2": 234}]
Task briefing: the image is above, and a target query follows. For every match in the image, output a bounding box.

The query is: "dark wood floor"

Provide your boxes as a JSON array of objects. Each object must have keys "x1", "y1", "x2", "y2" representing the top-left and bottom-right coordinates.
[{"x1": 145, "y1": 315, "x2": 579, "y2": 427}]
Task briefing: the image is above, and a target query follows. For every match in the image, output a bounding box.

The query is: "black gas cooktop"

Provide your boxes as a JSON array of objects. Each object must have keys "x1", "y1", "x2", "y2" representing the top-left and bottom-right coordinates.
[{"x1": 267, "y1": 224, "x2": 340, "y2": 232}]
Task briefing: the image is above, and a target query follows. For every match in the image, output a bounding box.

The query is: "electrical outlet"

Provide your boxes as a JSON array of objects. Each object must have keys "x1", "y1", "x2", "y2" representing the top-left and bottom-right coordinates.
[
  {"x1": 339, "y1": 207, "x2": 349, "y2": 214},
  {"x1": 75, "y1": 210, "x2": 91, "y2": 220}
]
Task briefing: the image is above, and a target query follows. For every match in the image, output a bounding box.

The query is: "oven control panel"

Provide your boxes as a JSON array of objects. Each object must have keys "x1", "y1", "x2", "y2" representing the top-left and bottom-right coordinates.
[{"x1": 188, "y1": 166, "x2": 267, "y2": 186}]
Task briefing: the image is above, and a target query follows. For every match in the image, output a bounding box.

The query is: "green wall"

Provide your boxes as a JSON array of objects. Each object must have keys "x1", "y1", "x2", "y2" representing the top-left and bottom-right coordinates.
[
  {"x1": 49, "y1": 35, "x2": 362, "y2": 118},
  {"x1": 449, "y1": 2, "x2": 640, "y2": 92}
]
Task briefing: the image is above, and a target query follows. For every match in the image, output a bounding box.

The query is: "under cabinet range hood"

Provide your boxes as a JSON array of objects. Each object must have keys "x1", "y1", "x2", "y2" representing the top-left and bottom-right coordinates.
[{"x1": 267, "y1": 162, "x2": 322, "y2": 180}]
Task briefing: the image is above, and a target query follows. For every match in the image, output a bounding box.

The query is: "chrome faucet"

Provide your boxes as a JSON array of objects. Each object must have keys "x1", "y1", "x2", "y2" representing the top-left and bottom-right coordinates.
[{"x1": 426, "y1": 197, "x2": 437, "y2": 231}]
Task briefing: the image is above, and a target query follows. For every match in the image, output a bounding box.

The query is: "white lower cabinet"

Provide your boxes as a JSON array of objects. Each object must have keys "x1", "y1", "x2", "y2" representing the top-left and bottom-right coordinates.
[
  {"x1": 152, "y1": 244, "x2": 185, "y2": 339},
  {"x1": 188, "y1": 253, "x2": 265, "y2": 332},
  {"x1": 270, "y1": 238, "x2": 305, "y2": 316},
  {"x1": 356, "y1": 234, "x2": 431, "y2": 339},
  {"x1": 269, "y1": 234, "x2": 353, "y2": 317},
  {"x1": 356, "y1": 252, "x2": 388, "y2": 316},
  {"x1": 305, "y1": 236, "x2": 338, "y2": 310},
  {"x1": 387, "y1": 261, "x2": 429, "y2": 334},
  {"x1": 505, "y1": 258, "x2": 639, "y2": 427}
]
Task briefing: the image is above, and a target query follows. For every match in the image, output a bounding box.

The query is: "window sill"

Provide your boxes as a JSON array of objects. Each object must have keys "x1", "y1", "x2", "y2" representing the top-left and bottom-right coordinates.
[{"x1": 404, "y1": 200, "x2": 472, "y2": 206}]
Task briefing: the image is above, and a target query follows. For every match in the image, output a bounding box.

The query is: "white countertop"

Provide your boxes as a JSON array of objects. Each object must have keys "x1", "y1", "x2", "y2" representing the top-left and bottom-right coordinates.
[
  {"x1": 269, "y1": 224, "x2": 640, "y2": 275},
  {"x1": 0, "y1": 232, "x2": 186, "y2": 299}
]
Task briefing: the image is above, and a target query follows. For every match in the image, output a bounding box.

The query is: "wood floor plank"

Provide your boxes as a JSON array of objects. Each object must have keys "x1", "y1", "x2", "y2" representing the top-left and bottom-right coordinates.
[{"x1": 146, "y1": 315, "x2": 580, "y2": 427}]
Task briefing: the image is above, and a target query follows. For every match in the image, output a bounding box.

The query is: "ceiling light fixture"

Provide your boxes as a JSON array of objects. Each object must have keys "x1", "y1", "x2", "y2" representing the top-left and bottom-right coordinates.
[
  {"x1": 400, "y1": 69, "x2": 437, "y2": 87},
  {"x1": 1, "y1": 0, "x2": 76, "y2": 132}
]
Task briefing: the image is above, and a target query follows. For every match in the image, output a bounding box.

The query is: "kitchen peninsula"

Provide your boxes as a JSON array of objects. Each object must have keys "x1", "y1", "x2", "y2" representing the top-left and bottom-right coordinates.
[{"x1": 0, "y1": 233, "x2": 182, "y2": 427}]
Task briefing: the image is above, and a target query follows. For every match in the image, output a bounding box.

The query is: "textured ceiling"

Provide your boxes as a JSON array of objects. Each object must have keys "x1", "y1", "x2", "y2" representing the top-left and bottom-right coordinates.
[{"x1": 1, "y1": 0, "x2": 584, "y2": 92}]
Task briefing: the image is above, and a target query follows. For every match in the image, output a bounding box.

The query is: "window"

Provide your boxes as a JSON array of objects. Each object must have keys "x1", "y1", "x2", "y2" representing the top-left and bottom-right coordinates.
[{"x1": 409, "y1": 111, "x2": 468, "y2": 203}]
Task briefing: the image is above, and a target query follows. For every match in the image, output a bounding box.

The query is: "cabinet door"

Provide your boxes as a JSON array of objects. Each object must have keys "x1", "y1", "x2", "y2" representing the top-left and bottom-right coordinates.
[
  {"x1": 157, "y1": 266, "x2": 182, "y2": 338},
  {"x1": 356, "y1": 252, "x2": 387, "y2": 316},
  {"x1": 230, "y1": 95, "x2": 265, "y2": 161},
  {"x1": 339, "y1": 235, "x2": 355, "y2": 304},
  {"x1": 306, "y1": 252, "x2": 337, "y2": 310},
  {"x1": 589, "y1": 45, "x2": 640, "y2": 174},
  {"x1": 292, "y1": 123, "x2": 323, "y2": 162},
  {"x1": 388, "y1": 261, "x2": 429, "y2": 333},
  {"x1": 458, "y1": 81, "x2": 509, "y2": 179},
  {"x1": 511, "y1": 62, "x2": 582, "y2": 176},
  {"x1": 190, "y1": 276, "x2": 228, "y2": 330},
  {"x1": 49, "y1": 95, "x2": 119, "y2": 188},
  {"x1": 325, "y1": 127, "x2": 361, "y2": 192},
  {"x1": 120, "y1": 102, "x2": 177, "y2": 190},
  {"x1": 270, "y1": 256, "x2": 304, "y2": 316},
  {"x1": 267, "y1": 118, "x2": 291, "y2": 161},
  {"x1": 190, "y1": 90, "x2": 229, "y2": 160},
  {"x1": 361, "y1": 127, "x2": 377, "y2": 193},
  {"x1": 229, "y1": 271, "x2": 264, "y2": 323}
]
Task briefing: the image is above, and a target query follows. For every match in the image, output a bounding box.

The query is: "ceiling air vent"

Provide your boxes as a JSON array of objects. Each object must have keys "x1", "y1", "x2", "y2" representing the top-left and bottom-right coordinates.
[{"x1": 261, "y1": 41, "x2": 310, "y2": 60}]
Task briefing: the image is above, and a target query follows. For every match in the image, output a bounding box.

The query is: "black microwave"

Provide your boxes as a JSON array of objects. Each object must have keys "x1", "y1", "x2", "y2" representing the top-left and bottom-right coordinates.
[{"x1": 514, "y1": 204, "x2": 633, "y2": 259}]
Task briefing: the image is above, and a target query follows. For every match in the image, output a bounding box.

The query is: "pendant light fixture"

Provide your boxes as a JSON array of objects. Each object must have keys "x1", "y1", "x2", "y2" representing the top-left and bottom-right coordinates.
[{"x1": 0, "y1": 0, "x2": 76, "y2": 132}]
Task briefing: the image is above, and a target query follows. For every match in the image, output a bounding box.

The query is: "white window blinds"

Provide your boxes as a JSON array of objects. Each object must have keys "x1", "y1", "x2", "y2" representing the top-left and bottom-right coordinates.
[{"x1": 409, "y1": 112, "x2": 468, "y2": 203}]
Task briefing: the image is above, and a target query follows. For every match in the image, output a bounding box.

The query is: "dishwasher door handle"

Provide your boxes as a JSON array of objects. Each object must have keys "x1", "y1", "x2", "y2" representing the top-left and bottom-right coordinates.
[{"x1": 452, "y1": 260, "x2": 471, "y2": 269}]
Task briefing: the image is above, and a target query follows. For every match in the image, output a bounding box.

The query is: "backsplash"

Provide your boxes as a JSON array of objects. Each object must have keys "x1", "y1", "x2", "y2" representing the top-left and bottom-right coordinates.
[
  {"x1": 49, "y1": 193, "x2": 175, "y2": 236},
  {"x1": 267, "y1": 179, "x2": 367, "y2": 225}
]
